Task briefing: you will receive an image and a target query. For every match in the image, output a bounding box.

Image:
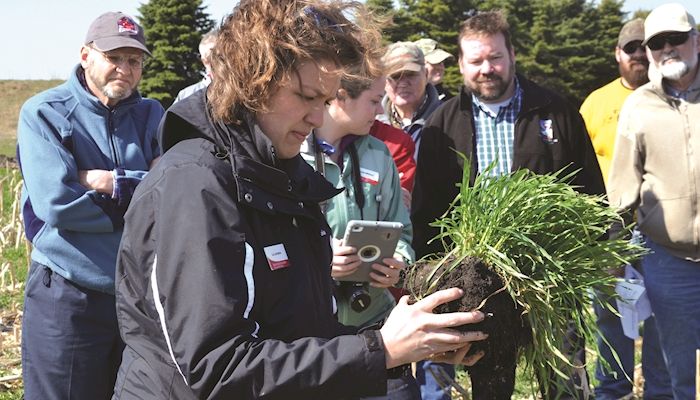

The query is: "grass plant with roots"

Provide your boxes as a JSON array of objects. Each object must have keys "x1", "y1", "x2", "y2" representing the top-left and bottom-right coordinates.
[{"x1": 405, "y1": 156, "x2": 646, "y2": 399}]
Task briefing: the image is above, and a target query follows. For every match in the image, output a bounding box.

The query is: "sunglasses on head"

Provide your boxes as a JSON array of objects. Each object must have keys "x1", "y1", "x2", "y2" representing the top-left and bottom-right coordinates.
[
  {"x1": 622, "y1": 41, "x2": 644, "y2": 55},
  {"x1": 646, "y1": 31, "x2": 690, "y2": 51},
  {"x1": 303, "y1": 6, "x2": 343, "y2": 33}
]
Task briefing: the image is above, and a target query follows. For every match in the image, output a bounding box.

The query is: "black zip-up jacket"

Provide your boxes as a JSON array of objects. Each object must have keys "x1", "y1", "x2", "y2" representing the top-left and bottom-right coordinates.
[
  {"x1": 411, "y1": 76, "x2": 605, "y2": 258},
  {"x1": 113, "y1": 91, "x2": 388, "y2": 399}
]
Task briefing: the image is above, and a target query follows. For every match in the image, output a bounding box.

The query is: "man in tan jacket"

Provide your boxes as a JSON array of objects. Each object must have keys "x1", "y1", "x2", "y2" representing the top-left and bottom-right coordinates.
[{"x1": 607, "y1": 4, "x2": 700, "y2": 398}]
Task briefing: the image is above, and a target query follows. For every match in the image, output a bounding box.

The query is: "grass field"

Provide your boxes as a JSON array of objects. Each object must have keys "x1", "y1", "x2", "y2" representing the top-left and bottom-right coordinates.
[
  {"x1": 0, "y1": 80, "x2": 63, "y2": 158},
  {"x1": 0, "y1": 167, "x2": 28, "y2": 398},
  {"x1": 0, "y1": 79, "x2": 56, "y2": 397}
]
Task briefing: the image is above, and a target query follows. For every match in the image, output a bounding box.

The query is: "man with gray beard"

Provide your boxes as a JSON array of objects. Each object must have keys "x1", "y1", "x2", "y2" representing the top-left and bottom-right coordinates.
[
  {"x1": 608, "y1": 3, "x2": 700, "y2": 399},
  {"x1": 17, "y1": 11, "x2": 163, "y2": 399},
  {"x1": 580, "y1": 18, "x2": 673, "y2": 400}
]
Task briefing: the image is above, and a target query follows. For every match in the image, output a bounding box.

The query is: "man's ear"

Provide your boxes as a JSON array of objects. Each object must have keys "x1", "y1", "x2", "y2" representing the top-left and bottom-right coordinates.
[{"x1": 80, "y1": 46, "x2": 91, "y2": 69}]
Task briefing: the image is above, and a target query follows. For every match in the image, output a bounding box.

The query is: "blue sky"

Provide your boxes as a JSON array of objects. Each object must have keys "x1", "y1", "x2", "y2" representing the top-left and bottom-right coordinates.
[
  {"x1": 0, "y1": 0, "x2": 235, "y2": 79},
  {"x1": 2, "y1": 0, "x2": 699, "y2": 80}
]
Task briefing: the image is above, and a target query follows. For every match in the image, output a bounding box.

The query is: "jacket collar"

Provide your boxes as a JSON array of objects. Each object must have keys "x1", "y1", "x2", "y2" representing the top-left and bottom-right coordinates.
[
  {"x1": 234, "y1": 146, "x2": 341, "y2": 204},
  {"x1": 69, "y1": 64, "x2": 141, "y2": 114},
  {"x1": 161, "y1": 90, "x2": 341, "y2": 205},
  {"x1": 381, "y1": 83, "x2": 442, "y2": 127}
]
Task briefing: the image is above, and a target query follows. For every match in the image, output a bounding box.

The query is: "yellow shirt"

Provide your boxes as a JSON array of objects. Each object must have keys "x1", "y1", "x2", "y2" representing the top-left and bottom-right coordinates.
[{"x1": 579, "y1": 78, "x2": 633, "y2": 185}]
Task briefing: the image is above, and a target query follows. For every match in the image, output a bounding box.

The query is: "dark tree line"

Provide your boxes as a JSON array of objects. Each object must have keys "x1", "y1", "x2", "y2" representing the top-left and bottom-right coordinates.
[
  {"x1": 367, "y1": 0, "x2": 641, "y2": 106},
  {"x1": 137, "y1": 0, "x2": 652, "y2": 108}
]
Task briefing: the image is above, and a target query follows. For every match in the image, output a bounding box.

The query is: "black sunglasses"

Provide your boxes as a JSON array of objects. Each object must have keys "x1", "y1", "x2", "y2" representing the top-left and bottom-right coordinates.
[
  {"x1": 646, "y1": 31, "x2": 690, "y2": 51},
  {"x1": 622, "y1": 41, "x2": 644, "y2": 55}
]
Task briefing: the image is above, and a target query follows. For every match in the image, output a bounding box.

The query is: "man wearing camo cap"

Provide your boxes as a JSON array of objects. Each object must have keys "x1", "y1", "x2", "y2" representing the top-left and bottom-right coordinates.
[{"x1": 415, "y1": 38, "x2": 454, "y2": 100}]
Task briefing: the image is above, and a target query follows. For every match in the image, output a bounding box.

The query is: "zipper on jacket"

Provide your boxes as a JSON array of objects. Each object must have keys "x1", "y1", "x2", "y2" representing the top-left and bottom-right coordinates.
[
  {"x1": 108, "y1": 109, "x2": 121, "y2": 167},
  {"x1": 680, "y1": 102, "x2": 700, "y2": 248}
]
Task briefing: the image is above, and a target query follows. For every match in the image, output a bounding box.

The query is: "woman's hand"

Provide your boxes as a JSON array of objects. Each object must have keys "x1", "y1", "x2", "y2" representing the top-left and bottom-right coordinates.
[
  {"x1": 379, "y1": 288, "x2": 488, "y2": 368},
  {"x1": 330, "y1": 238, "x2": 361, "y2": 279},
  {"x1": 368, "y1": 255, "x2": 405, "y2": 288}
]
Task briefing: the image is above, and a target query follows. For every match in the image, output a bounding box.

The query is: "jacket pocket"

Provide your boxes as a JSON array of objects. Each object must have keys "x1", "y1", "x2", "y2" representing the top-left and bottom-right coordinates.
[
  {"x1": 512, "y1": 150, "x2": 553, "y2": 174},
  {"x1": 112, "y1": 347, "x2": 164, "y2": 399},
  {"x1": 29, "y1": 221, "x2": 49, "y2": 249},
  {"x1": 638, "y1": 196, "x2": 695, "y2": 248}
]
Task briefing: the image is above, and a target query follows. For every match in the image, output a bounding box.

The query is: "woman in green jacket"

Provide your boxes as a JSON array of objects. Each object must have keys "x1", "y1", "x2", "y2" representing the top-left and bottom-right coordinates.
[
  {"x1": 302, "y1": 67, "x2": 414, "y2": 331},
  {"x1": 302, "y1": 64, "x2": 418, "y2": 400}
]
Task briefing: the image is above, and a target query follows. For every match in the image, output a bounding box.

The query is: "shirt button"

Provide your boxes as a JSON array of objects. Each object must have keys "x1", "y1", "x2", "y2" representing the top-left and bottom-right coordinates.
[
  {"x1": 244, "y1": 193, "x2": 253, "y2": 202},
  {"x1": 267, "y1": 201, "x2": 274, "y2": 210}
]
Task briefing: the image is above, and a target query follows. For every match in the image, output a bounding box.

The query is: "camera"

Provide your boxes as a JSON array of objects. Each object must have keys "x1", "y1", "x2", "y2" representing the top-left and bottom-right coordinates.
[{"x1": 337, "y1": 281, "x2": 372, "y2": 312}]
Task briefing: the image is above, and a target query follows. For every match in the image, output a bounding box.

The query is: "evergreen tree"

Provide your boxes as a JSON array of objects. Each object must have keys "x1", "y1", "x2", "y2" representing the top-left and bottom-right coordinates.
[
  {"x1": 586, "y1": 0, "x2": 627, "y2": 94},
  {"x1": 137, "y1": 0, "x2": 215, "y2": 107},
  {"x1": 366, "y1": 0, "x2": 395, "y2": 16},
  {"x1": 485, "y1": 0, "x2": 624, "y2": 105},
  {"x1": 385, "y1": 0, "x2": 627, "y2": 104},
  {"x1": 517, "y1": 0, "x2": 595, "y2": 104},
  {"x1": 395, "y1": 0, "x2": 478, "y2": 92},
  {"x1": 365, "y1": 0, "x2": 405, "y2": 44}
]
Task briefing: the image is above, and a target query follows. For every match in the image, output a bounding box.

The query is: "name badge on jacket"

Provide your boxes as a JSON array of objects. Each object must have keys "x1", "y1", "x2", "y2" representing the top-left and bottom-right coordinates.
[
  {"x1": 539, "y1": 119, "x2": 559, "y2": 144},
  {"x1": 360, "y1": 167, "x2": 379, "y2": 185},
  {"x1": 264, "y1": 244, "x2": 290, "y2": 271}
]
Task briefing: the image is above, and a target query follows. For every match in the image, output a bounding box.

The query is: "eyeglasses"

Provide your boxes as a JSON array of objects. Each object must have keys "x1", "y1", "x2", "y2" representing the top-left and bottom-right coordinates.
[
  {"x1": 387, "y1": 71, "x2": 421, "y2": 85},
  {"x1": 91, "y1": 46, "x2": 144, "y2": 69},
  {"x1": 622, "y1": 41, "x2": 644, "y2": 55},
  {"x1": 646, "y1": 31, "x2": 690, "y2": 51}
]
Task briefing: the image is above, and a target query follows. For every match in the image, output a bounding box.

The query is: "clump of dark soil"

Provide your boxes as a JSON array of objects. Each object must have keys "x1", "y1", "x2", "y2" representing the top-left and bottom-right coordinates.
[{"x1": 406, "y1": 255, "x2": 532, "y2": 400}]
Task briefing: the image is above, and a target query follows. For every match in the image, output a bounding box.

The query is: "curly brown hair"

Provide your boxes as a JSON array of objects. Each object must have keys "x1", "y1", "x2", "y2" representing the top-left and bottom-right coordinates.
[{"x1": 209, "y1": 0, "x2": 383, "y2": 122}]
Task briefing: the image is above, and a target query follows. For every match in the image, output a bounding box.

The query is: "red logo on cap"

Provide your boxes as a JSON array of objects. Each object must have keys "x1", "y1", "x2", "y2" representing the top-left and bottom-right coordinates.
[{"x1": 118, "y1": 17, "x2": 138, "y2": 35}]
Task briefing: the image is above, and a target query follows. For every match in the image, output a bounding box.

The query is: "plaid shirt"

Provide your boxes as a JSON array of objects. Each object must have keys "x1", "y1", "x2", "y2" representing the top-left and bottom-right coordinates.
[{"x1": 472, "y1": 78, "x2": 523, "y2": 177}]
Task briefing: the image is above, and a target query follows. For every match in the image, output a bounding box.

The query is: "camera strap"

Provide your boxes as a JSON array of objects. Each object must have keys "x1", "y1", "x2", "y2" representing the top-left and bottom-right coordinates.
[
  {"x1": 347, "y1": 143, "x2": 365, "y2": 220},
  {"x1": 312, "y1": 132, "x2": 329, "y2": 214},
  {"x1": 312, "y1": 132, "x2": 365, "y2": 219}
]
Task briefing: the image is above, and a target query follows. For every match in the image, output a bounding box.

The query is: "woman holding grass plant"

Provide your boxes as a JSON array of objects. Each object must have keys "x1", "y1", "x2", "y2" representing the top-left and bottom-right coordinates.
[{"x1": 111, "y1": 1, "x2": 487, "y2": 399}]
